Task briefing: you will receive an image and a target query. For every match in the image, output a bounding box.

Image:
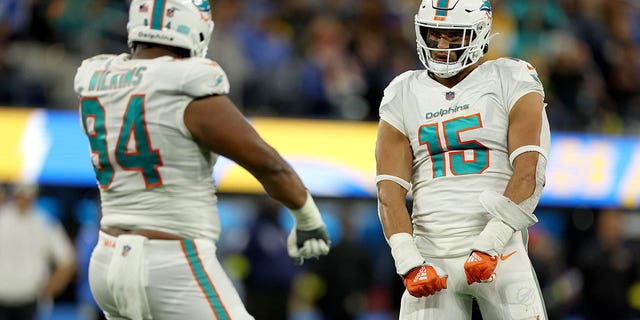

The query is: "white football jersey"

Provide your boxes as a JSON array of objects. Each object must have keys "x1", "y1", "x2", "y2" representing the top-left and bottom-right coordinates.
[
  {"x1": 379, "y1": 58, "x2": 547, "y2": 258},
  {"x1": 74, "y1": 53, "x2": 230, "y2": 241}
]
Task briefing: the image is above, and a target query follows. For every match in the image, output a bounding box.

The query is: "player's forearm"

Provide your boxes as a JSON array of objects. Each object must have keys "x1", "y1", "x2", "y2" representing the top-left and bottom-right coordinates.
[
  {"x1": 376, "y1": 181, "x2": 413, "y2": 238},
  {"x1": 477, "y1": 149, "x2": 542, "y2": 235},
  {"x1": 378, "y1": 186, "x2": 413, "y2": 239},
  {"x1": 253, "y1": 162, "x2": 307, "y2": 209},
  {"x1": 379, "y1": 207, "x2": 413, "y2": 239},
  {"x1": 502, "y1": 152, "x2": 539, "y2": 204},
  {"x1": 472, "y1": 152, "x2": 542, "y2": 257}
]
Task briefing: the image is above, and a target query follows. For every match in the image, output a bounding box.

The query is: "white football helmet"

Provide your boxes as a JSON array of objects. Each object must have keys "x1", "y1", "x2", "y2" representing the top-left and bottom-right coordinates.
[
  {"x1": 415, "y1": 0, "x2": 494, "y2": 78},
  {"x1": 127, "y1": 0, "x2": 214, "y2": 57}
]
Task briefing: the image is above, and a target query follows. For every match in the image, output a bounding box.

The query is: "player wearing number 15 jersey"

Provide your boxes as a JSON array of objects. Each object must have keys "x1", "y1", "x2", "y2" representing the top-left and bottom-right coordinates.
[
  {"x1": 375, "y1": 0, "x2": 550, "y2": 319},
  {"x1": 74, "y1": 1, "x2": 330, "y2": 319}
]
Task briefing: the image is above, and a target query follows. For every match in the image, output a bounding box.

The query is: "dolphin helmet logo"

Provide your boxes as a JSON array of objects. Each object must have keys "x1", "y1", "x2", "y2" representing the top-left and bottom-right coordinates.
[
  {"x1": 479, "y1": 0, "x2": 492, "y2": 13},
  {"x1": 192, "y1": 0, "x2": 211, "y2": 12},
  {"x1": 191, "y1": 0, "x2": 211, "y2": 22}
]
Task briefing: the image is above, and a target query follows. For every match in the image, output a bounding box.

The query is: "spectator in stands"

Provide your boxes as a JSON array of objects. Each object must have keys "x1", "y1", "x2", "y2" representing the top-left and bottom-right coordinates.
[
  {"x1": 310, "y1": 210, "x2": 374, "y2": 320},
  {"x1": 0, "y1": 183, "x2": 76, "y2": 320},
  {"x1": 575, "y1": 208, "x2": 640, "y2": 319},
  {"x1": 299, "y1": 14, "x2": 367, "y2": 119},
  {"x1": 242, "y1": 197, "x2": 298, "y2": 320},
  {"x1": 1, "y1": 0, "x2": 639, "y2": 133}
]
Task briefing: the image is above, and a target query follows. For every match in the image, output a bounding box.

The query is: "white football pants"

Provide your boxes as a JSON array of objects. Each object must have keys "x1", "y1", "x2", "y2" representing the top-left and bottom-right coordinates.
[
  {"x1": 89, "y1": 231, "x2": 254, "y2": 320},
  {"x1": 399, "y1": 230, "x2": 547, "y2": 319}
]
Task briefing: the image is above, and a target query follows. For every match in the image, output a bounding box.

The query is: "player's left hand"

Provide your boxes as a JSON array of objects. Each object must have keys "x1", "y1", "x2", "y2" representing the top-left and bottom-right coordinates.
[
  {"x1": 287, "y1": 225, "x2": 330, "y2": 265},
  {"x1": 464, "y1": 251, "x2": 498, "y2": 284}
]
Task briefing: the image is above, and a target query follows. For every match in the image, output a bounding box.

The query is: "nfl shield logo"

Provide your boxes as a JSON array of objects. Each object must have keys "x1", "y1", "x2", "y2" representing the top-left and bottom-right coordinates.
[
  {"x1": 122, "y1": 245, "x2": 132, "y2": 257},
  {"x1": 445, "y1": 91, "x2": 455, "y2": 100}
]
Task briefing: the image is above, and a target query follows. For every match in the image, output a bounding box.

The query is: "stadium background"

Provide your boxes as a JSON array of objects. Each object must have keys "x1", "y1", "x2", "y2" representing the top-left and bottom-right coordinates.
[{"x1": 1, "y1": 0, "x2": 639, "y2": 319}]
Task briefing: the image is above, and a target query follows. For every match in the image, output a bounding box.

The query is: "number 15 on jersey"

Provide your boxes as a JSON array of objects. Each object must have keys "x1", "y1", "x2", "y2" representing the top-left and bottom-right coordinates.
[{"x1": 418, "y1": 114, "x2": 489, "y2": 178}]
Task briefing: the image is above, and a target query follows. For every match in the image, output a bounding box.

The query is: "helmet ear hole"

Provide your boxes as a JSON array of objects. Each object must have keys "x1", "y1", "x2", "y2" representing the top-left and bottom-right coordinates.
[{"x1": 200, "y1": 33, "x2": 205, "y2": 42}]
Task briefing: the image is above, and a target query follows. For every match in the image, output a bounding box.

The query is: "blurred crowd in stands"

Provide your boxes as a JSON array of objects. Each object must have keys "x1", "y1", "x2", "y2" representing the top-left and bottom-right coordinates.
[
  {"x1": 1, "y1": 0, "x2": 640, "y2": 133},
  {"x1": 1, "y1": 0, "x2": 640, "y2": 319}
]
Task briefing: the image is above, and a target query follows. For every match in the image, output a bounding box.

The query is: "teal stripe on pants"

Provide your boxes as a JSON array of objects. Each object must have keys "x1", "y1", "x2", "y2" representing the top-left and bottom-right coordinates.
[{"x1": 183, "y1": 240, "x2": 229, "y2": 320}]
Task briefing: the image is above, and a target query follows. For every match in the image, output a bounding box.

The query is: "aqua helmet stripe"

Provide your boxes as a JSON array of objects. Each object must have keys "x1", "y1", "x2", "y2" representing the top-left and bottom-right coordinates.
[
  {"x1": 150, "y1": 0, "x2": 167, "y2": 30},
  {"x1": 435, "y1": 0, "x2": 450, "y2": 18}
]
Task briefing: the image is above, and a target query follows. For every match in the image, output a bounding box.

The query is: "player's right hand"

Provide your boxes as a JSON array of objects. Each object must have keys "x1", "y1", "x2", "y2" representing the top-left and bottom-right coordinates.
[
  {"x1": 287, "y1": 225, "x2": 330, "y2": 265},
  {"x1": 402, "y1": 265, "x2": 448, "y2": 298}
]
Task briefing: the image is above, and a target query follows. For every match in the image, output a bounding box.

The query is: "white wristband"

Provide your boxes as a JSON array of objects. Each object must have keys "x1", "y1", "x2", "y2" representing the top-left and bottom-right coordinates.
[
  {"x1": 289, "y1": 191, "x2": 324, "y2": 231},
  {"x1": 388, "y1": 233, "x2": 425, "y2": 276}
]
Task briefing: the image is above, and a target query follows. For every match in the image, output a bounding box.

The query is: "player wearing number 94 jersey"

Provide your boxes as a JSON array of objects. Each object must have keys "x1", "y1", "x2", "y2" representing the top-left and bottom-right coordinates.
[
  {"x1": 376, "y1": 0, "x2": 550, "y2": 319},
  {"x1": 74, "y1": 0, "x2": 330, "y2": 319}
]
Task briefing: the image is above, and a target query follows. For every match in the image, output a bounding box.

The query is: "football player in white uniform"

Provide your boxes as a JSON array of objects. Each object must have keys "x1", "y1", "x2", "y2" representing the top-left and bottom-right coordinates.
[
  {"x1": 74, "y1": 1, "x2": 330, "y2": 319},
  {"x1": 375, "y1": 0, "x2": 549, "y2": 319}
]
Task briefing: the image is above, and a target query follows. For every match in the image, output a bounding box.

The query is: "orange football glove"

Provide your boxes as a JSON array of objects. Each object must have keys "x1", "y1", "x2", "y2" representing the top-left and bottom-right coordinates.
[
  {"x1": 464, "y1": 251, "x2": 497, "y2": 285},
  {"x1": 402, "y1": 265, "x2": 448, "y2": 297}
]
